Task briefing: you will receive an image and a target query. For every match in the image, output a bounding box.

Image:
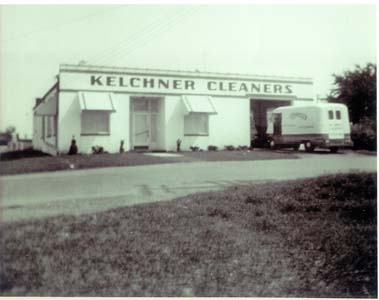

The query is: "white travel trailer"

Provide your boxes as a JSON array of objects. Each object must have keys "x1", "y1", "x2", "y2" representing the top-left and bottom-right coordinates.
[{"x1": 266, "y1": 103, "x2": 353, "y2": 152}]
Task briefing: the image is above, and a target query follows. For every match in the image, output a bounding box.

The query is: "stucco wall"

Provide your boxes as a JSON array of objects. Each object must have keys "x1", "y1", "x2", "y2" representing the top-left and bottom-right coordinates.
[
  {"x1": 32, "y1": 115, "x2": 42, "y2": 151},
  {"x1": 164, "y1": 95, "x2": 250, "y2": 151},
  {"x1": 58, "y1": 91, "x2": 130, "y2": 154}
]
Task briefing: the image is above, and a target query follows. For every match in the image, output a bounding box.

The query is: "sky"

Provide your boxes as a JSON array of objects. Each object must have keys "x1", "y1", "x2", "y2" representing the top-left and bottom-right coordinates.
[{"x1": 0, "y1": 4, "x2": 376, "y2": 137}]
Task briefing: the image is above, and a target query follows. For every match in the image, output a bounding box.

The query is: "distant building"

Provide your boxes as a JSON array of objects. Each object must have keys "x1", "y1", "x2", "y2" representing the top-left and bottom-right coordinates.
[
  {"x1": 0, "y1": 133, "x2": 12, "y2": 150},
  {"x1": 0, "y1": 132, "x2": 32, "y2": 153},
  {"x1": 33, "y1": 64, "x2": 315, "y2": 155}
]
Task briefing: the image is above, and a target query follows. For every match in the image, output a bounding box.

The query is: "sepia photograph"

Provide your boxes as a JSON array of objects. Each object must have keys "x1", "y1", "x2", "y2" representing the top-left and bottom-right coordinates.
[{"x1": 0, "y1": 1, "x2": 377, "y2": 297}]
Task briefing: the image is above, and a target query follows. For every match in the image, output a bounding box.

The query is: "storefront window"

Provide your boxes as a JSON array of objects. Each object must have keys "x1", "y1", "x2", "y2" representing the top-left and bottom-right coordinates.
[
  {"x1": 133, "y1": 99, "x2": 149, "y2": 111},
  {"x1": 46, "y1": 116, "x2": 57, "y2": 137},
  {"x1": 81, "y1": 111, "x2": 110, "y2": 135},
  {"x1": 184, "y1": 113, "x2": 209, "y2": 135}
]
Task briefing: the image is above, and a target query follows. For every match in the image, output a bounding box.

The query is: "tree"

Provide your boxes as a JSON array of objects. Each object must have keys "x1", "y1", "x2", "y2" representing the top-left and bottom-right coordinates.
[{"x1": 328, "y1": 63, "x2": 376, "y2": 124}]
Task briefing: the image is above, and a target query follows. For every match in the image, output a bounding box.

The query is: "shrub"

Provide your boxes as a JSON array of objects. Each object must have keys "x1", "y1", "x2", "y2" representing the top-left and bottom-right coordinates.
[
  {"x1": 91, "y1": 146, "x2": 105, "y2": 154},
  {"x1": 238, "y1": 145, "x2": 249, "y2": 151},
  {"x1": 207, "y1": 145, "x2": 218, "y2": 151},
  {"x1": 351, "y1": 118, "x2": 376, "y2": 151},
  {"x1": 190, "y1": 146, "x2": 200, "y2": 152},
  {"x1": 224, "y1": 145, "x2": 235, "y2": 151}
]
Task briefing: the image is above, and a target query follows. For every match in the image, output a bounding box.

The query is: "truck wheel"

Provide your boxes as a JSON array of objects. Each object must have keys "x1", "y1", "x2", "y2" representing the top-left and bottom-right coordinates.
[
  {"x1": 304, "y1": 141, "x2": 315, "y2": 152},
  {"x1": 330, "y1": 147, "x2": 339, "y2": 153},
  {"x1": 269, "y1": 140, "x2": 278, "y2": 150},
  {"x1": 293, "y1": 144, "x2": 300, "y2": 151}
]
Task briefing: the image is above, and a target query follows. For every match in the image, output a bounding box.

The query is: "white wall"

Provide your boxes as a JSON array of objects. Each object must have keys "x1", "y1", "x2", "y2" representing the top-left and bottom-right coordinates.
[
  {"x1": 32, "y1": 114, "x2": 42, "y2": 150},
  {"x1": 164, "y1": 96, "x2": 250, "y2": 151},
  {"x1": 58, "y1": 92, "x2": 130, "y2": 154}
]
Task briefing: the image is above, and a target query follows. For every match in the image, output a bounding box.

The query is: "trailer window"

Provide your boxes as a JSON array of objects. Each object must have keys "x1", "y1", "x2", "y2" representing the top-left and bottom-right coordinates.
[
  {"x1": 328, "y1": 110, "x2": 334, "y2": 120},
  {"x1": 336, "y1": 110, "x2": 341, "y2": 120}
]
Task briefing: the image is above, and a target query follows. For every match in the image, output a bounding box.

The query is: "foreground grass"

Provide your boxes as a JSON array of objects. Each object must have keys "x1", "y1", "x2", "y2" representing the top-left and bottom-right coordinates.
[
  {"x1": 1, "y1": 173, "x2": 376, "y2": 297},
  {"x1": 0, "y1": 150, "x2": 296, "y2": 176}
]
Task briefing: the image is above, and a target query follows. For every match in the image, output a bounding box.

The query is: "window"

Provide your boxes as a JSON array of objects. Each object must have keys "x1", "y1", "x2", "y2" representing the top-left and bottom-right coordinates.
[
  {"x1": 336, "y1": 110, "x2": 341, "y2": 120},
  {"x1": 81, "y1": 111, "x2": 110, "y2": 135},
  {"x1": 41, "y1": 117, "x2": 45, "y2": 139},
  {"x1": 46, "y1": 117, "x2": 52, "y2": 137},
  {"x1": 133, "y1": 99, "x2": 149, "y2": 111},
  {"x1": 184, "y1": 113, "x2": 209, "y2": 135},
  {"x1": 46, "y1": 116, "x2": 55, "y2": 137},
  {"x1": 328, "y1": 110, "x2": 334, "y2": 120}
]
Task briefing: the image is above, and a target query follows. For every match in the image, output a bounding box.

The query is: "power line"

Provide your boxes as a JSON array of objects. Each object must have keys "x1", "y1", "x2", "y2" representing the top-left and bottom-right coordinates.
[
  {"x1": 58, "y1": 7, "x2": 203, "y2": 89},
  {"x1": 1, "y1": 6, "x2": 122, "y2": 43},
  {"x1": 90, "y1": 7, "x2": 199, "y2": 66},
  {"x1": 86, "y1": 6, "x2": 177, "y2": 64},
  {"x1": 89, "y1": 7, "x2": 200, "y2": 67}
]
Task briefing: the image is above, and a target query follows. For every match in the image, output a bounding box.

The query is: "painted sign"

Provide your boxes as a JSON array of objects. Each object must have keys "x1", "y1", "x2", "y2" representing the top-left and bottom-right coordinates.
[
  {"x1": 89, "y1": 75, "x2": 294, "y2": 94},
  {"x1": 60, "y1": 71, "x2": 314, "y2": 99}
]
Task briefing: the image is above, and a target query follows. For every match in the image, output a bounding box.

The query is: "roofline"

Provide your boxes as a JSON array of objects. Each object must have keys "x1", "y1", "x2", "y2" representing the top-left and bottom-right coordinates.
[
  {"x1": 34, "y1": 81, "x2": 59, "y2": 110},
  {"x1": 59, "y1": 64, "x2": 313, "y2": 84},
  {"x1": 274, "y1": 103, "x2": 347, "y2": 110}
]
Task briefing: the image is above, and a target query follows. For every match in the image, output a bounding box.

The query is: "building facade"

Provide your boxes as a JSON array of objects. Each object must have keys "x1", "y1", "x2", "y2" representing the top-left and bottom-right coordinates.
[{"x1": 33, "y1": 64, "x2": 314, "y2": 155}]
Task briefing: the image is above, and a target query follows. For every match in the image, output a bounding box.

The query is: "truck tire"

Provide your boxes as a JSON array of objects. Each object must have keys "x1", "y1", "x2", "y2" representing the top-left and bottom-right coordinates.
[
  {"x1": 293, "y1": 144, "x2": 300, "y2": 151},
  {"x1": 330, "y1": 147, "x2": 339, "y2": 153},
  {"x1": 304, "y1": 141, "x2": 315, "y2": 152}
]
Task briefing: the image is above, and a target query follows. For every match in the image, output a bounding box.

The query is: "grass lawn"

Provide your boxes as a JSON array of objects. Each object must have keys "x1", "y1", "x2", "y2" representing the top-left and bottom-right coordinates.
[
  {"x1": 0, "y1": 149, "x2": 297, "y2": 176},
  {"x1": 1, "y1": 173, "x2": 376, "y2": 297}
]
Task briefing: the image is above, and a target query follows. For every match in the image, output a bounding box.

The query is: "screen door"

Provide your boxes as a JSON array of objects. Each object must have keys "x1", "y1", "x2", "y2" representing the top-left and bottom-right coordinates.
[{"x1": 134, "y1": 114, "x2": 150, "y2": 146}]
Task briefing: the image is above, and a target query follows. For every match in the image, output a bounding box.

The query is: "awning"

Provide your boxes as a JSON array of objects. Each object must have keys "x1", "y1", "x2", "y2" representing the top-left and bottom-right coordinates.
[
  {"x1": 35, "y1": 98, "x2": 57, "y2": 116},
  {"x1": 182, "y1": 95, "x2": 217, "y2": 115},
  {"x1": 79, "y1": 92, "x2": 115, "y2": 111}
]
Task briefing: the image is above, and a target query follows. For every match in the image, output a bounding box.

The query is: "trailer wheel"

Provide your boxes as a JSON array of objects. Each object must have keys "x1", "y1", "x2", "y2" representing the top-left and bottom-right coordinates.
[
  {"x1": 269, "y1": 140, "x2": 278, "y2": 150},
  {"x1": 304, "y1": 141, "x2": 315, "y2": 152},
  {"x1": 293, "y1": 144, "x2": 300, "y2": 151},
  {"x1": 330, "y1": 147, "x2": 339, "y2": 153}
]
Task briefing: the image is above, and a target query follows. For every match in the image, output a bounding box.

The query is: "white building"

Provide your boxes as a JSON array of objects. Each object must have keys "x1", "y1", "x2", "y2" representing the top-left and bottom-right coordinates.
[{"x1": 33, "y1": 64, "x2": 314, "y2": 155}]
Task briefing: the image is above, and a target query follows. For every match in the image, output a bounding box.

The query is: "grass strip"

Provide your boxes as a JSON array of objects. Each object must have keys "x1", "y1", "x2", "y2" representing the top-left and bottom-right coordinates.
[{"x1": 1, "y1": 172, "x2": 376, "y2": 297}]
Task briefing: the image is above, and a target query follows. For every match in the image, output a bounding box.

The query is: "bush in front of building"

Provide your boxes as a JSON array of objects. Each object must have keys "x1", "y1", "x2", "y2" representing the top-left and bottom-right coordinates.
[
  {"x1": 224, "y1": 145, "x2": 235, "y2": 151},
  {"x1": 351, "y1": 117, "x2": 376, "y2": 151},
  {"x1": 207, "y1": 145, "x2": 218, "y2": 151},
  {"x1": 91, "y1": 145, "x2": 107, "y2": 154}
]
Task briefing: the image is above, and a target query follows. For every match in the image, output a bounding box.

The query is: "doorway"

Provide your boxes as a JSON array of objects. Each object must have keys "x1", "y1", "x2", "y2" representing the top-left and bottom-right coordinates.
[
  {"x1": 131, "y1": 97, "x2": 161, "y2": 150},
  {"x1": 250, "y1": 99, "x2": 291, "y2": 146}
]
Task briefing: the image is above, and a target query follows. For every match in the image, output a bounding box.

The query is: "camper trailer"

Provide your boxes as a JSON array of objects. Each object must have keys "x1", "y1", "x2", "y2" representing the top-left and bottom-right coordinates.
[{"x1": 266, "y1": 103, "x2": 353, "y2": 153}]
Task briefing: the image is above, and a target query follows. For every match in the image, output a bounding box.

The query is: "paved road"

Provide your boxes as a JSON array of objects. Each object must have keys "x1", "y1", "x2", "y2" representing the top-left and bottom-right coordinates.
[{"x1": 0, "y1": 152, "x2": 376, "y2": 222}]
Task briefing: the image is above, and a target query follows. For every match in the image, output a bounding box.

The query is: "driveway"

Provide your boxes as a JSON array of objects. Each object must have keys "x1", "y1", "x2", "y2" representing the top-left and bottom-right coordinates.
[{"x1": 0, "y1": 152, "x2": 376, "y2": 222}]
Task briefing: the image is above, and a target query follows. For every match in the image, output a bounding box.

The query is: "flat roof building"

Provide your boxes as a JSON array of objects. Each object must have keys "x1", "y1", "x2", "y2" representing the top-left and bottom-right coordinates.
[{"x1": 33, "y1": 64, "x2": 314, "y2": 155}]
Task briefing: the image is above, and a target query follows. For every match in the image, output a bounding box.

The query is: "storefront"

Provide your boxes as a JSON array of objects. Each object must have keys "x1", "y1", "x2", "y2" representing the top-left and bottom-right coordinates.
[{"x1": 33, "y1": 64, "x2": 314, "y2": 155}]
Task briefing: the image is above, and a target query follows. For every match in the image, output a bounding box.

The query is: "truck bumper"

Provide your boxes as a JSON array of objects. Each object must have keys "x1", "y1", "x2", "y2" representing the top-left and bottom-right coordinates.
[{"x1": 315, "y1": 136, "x2": 353, "y2": 148}]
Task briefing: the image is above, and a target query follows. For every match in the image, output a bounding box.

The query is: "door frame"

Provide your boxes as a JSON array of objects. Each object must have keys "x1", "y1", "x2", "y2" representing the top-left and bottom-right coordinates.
[
  {"x1": 130, "y1": 97, "x2": 162, "y2": 150},
  {"x1": 133, "y1": 112, "x2": 150, "y2": 148}
]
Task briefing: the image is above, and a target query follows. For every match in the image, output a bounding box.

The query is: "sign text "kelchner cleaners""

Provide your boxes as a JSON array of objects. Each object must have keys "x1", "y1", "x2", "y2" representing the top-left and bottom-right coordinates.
[{"x1": 90, "y1": 75, "x2": 293, "y2": 95}]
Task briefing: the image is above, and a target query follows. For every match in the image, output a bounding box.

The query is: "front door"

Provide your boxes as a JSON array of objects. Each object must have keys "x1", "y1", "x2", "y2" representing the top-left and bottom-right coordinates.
[
  {"x1": 134, "y1": 113, "x2": 150, "y2": 147},
  {"x1": 131, "y1": 98, "x2": 161, "y2": 150}
]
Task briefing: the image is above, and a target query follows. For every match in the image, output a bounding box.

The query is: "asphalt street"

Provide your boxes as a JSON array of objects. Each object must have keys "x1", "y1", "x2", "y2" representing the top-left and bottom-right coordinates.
[{"x1": 0, "y1": 152, "x2": 376, "y2": 222}]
